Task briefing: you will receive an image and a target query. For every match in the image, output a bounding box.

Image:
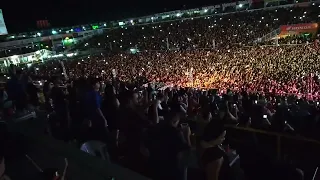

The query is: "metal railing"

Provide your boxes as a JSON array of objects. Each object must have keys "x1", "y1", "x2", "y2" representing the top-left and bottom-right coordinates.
[{"x1": 225, "y1": 124, "x2": 320, "y2": 160}]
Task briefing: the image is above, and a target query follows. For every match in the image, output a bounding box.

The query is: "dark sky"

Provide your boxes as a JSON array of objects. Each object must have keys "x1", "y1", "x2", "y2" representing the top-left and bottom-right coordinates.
[{"x1": 1, "y1": 0, "x2": 230, "y2": 33}]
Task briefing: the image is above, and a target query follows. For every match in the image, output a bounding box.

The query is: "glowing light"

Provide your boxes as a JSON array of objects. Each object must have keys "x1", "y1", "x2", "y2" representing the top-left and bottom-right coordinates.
[{"x1": 238, "y1": 4, "x2": 243, "y2": 8}]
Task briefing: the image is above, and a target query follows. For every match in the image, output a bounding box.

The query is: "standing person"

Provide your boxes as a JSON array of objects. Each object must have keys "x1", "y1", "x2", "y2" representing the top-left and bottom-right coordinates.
[
  {"x1": 200, "y1": 118, "x2": 232, "y2": 180},
  {"x1": 6, "y1": 68, "x2": 27, "y2": 112},
  {"x1": 84, "y1": 78, "x2": 108, "y2": 141},
  {"x1": 145, "y1": 107, "x2": 191, "y2": 180},
  {"x1": 118, "y1": 90, "x2": 153, "y2": 173},
  {"x1": 26, "y1": 77, "x2": 39, "y2": 109},
  {"x1": 51, "y1": 77, "x2": 70, "y2": 141},
  {"x1": 102, "y1": 84, "x2": 119, "y2": 132}
]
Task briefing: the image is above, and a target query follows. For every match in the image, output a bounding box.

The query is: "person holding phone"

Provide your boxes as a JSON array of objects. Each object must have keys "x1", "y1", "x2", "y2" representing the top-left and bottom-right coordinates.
[
  {"x1": 200, "y1": 115, "x2": 232, "y2": 180},
  {"x1": 145, "y1": 107, "x2": 191, "y2": 180}
]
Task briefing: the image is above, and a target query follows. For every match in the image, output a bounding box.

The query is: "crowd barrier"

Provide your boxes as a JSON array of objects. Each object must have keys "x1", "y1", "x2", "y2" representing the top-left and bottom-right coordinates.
[{"x1": 225, "y1": 124, "x2": 320, "y2": 160}]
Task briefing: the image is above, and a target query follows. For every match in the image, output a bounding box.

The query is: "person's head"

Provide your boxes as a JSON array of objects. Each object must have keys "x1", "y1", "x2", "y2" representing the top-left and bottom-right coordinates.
[
  {"x1": 157, "y1": 93, "x2": 165, "y2": 102},
  {"x1": 202, "y1": 116, "x2": 226, "y2": 146},
  {"x1": 172, "y1": 94, "x2": 183, "y2": 103},
  {"x1": 123, "y1": 90, "x2": 139, "y2": 108},
  {"x1": 90, "y1": 78, "x2": 100, "y2": 91},
  {"x1": 202, "y1": 110, "x2": 212, "y2": 122},
  {"x1": 166, "y1": 107, "x2": 183, "y2": 127},
  {"x1": 52, "y1": 76, "x2": 62, "y2": 86},
  {"x1": 104, "y1": 84, "x2": 116, "y2": 96}
]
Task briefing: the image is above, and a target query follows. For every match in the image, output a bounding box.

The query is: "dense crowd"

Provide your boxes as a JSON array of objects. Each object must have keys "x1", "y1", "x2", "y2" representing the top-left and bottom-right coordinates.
[
  {"x1": 78, "y1": 5, "x2": 320, "y2": 51},
  {"x1": 33, "y1": 44, "x2": 320, "y2": 98},
  {"x1": 1, "y1": 3, "x2": 320, "y2": 180}
]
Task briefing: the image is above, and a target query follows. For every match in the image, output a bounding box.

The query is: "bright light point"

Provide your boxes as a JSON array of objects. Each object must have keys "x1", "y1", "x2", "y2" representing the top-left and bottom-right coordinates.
[
  {"x1": 204, "y1": 9, "x2": 208, "y2": 13},
  {"x1": 52, "y1": 30, "x2": 57, "y2": 35},
  {"x1": 239, "y1": 4, "x2": 243, "y2": 8},
  {"x1": 176, "y1": 13, "x2": 181, "y2": 17},
  {"x1": 104, "y1": 24, "x2": 107, "y2": 26}
]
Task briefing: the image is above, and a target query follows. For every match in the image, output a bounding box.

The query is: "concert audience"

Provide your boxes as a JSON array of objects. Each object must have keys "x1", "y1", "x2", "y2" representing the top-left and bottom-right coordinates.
[{"x1": 2, "y1": 3, "x2": 320, "y2": 180}]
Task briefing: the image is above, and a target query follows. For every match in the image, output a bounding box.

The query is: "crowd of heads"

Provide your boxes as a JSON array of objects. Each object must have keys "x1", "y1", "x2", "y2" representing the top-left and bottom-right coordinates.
[
  {"x1": 1, "y1": 3, "x2": 320, "y2": 180},
  {"x1": 32, "y1": 44, "x2": 320, "y2": 99},
  {"x1": 78, "y1": 5, "x2": 320, "y2": 51}
]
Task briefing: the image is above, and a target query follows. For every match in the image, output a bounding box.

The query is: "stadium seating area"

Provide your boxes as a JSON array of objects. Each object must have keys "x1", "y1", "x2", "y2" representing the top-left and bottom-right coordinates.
[{"x1": 1, "y1": 2, "x2": 320, "y2": 180}]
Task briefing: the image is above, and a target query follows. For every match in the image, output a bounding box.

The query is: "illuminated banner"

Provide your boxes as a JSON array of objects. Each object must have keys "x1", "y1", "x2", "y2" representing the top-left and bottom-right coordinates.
[
  {"x1": 279, "y1": 23, "x2": 319, "y2": 37},
  {"x1": 280, "y1": 23, "x2": 318, "y2": 32},
  {"x1": 0, "y1": 9, "x2": 8, "y2": 35}
]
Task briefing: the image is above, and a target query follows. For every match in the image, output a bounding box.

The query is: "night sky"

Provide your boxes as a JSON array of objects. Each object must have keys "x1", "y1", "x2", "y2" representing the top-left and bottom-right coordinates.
[{"x1": 1, "y1": 0, "x2": 230, "y2": 33}]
